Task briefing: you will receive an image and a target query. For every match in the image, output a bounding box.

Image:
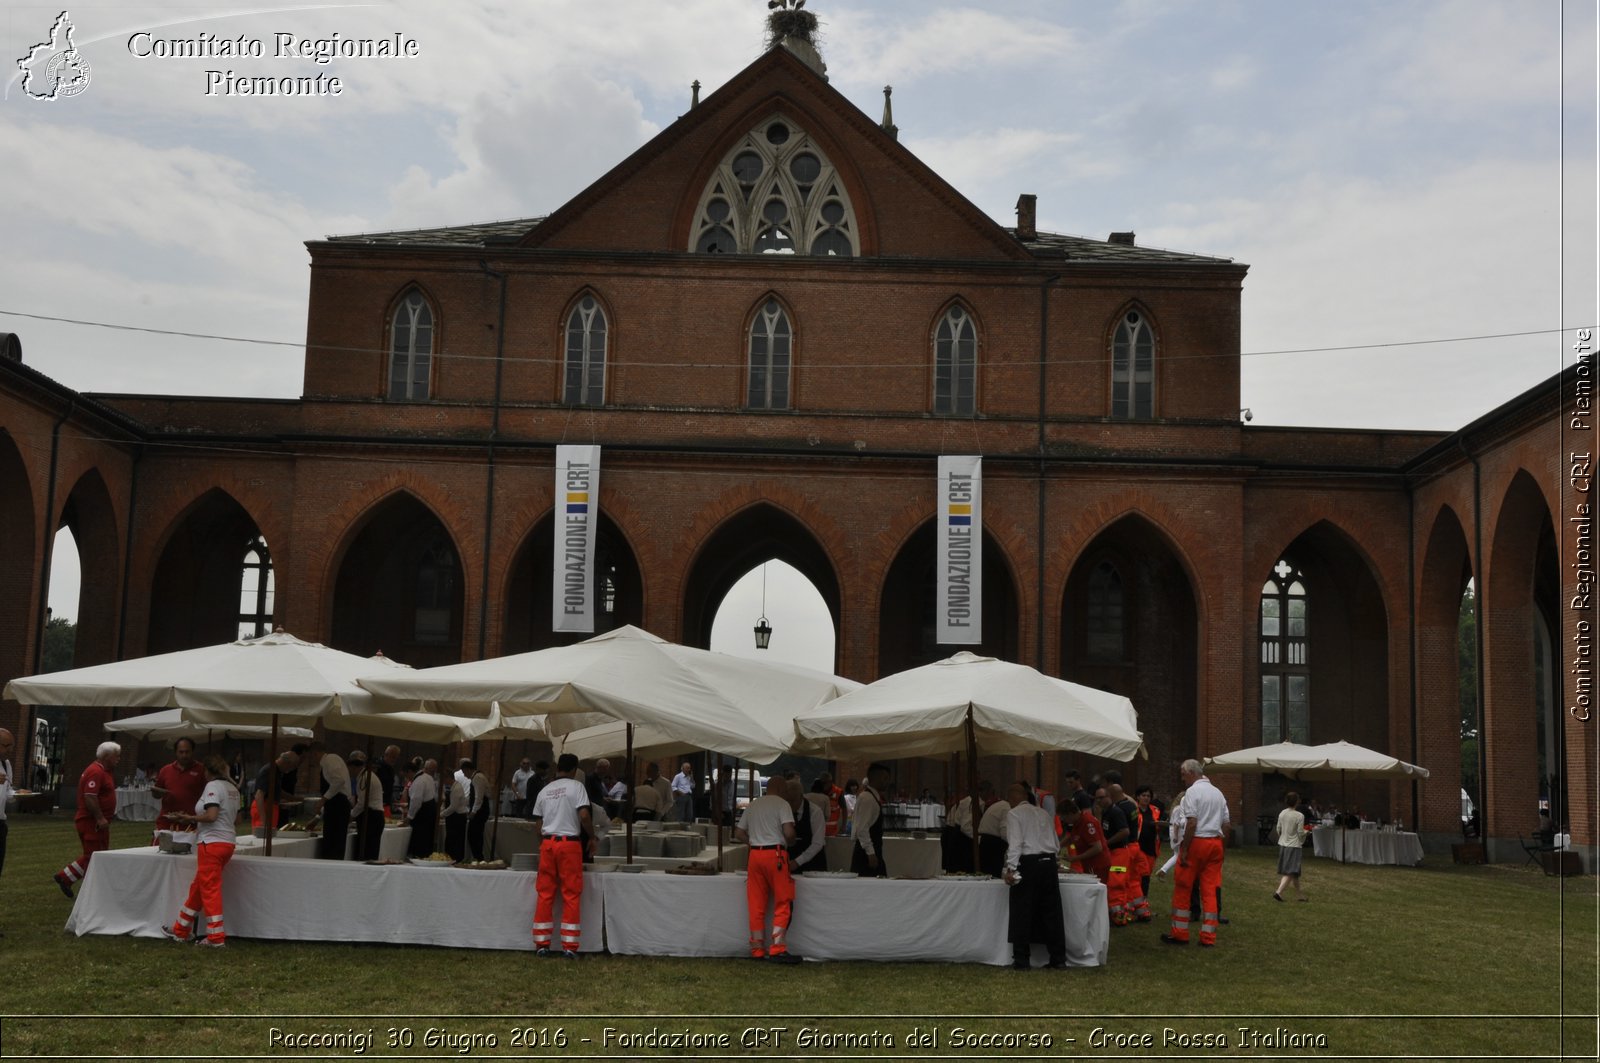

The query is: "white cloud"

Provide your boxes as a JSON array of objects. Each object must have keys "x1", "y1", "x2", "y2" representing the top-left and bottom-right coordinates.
[{"x1": 825, "y1": 7, "x2": 1078, "y2": 87}]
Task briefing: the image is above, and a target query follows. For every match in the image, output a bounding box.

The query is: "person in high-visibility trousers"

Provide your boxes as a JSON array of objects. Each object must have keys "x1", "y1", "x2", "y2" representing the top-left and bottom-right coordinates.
[
  {"x1": 1094, "y1": 786, "x2": 1133, "y2": 925},
  {"x1": 161, "y1": 756, "x2": 241, "y2": 947},
  {"x1": 736, "y1": 777, "x2": 801, "y2": 963},
  {"x1": 53, "y1": 742, "x2": 120, "y2": 898},
  {"x1": 1108, "y1": 782, "x2": 1151, "y2": 922},
  {"x1": 528, "y1": 754, "x2": 593, "y2": 957},
  {"x1": 1162, "y1": 759, "x2": 1230, "y2": 947},
  {"x1": 1133, "y1": 784, "x2": 1162, "y2": 900}
]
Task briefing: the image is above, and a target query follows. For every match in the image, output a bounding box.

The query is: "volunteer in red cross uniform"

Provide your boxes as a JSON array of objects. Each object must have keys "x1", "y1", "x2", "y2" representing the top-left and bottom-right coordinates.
[
  {"x1": 54, "y1": 741, "x2": 120, "y2": 898},
  {"x1": 152, "y1": 737, "x2": 206, "y2": 835},
  {"x1": 528, "y1": 753, "x2": 592, "y2": 957},
  {"x1": 1163, "y1": 758, "x2": 1230, "y2": 948},
  {"x1": 735, "y1": 777, "x2": 801, "y2": 963},
  {"x1": 161, "y1": 755, "x2": 241, "y2": 947}
]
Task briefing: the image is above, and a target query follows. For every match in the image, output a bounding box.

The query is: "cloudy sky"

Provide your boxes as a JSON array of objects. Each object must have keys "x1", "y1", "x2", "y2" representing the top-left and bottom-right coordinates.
[{"x1": 7, "y1": 0, "x2": 1594, "y2": 648}]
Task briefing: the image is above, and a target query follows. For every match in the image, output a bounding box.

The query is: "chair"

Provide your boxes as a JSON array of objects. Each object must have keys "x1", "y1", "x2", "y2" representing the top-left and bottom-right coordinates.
[
  {"x1": 1256, "y1": 814, "x2": 1274, "y2": 845},
  {"x1": 1519, "y1": 833, "x2": 1557, "y2": 875}
]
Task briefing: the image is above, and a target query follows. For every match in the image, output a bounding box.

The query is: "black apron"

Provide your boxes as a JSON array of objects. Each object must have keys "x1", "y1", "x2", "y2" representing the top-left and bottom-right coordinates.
[
  {"x1": 851, "y1": 789, "x2": 888, "y2": 878},
  {"x1": 790, "y1": 801, "x2": 826, "y2": 874}
]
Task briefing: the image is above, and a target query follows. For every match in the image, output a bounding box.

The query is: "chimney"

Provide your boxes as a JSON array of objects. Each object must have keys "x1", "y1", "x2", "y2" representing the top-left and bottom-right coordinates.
[
  {"x1": 1108, "y1": 231, "x2": 1136, "y2": 246},
  {"x1": 0, "y1": 333, "x2": 20, "y2": 364},
  {"x1": 691, "y1": 80, "x2": 700, "y2": 108},
  {"x1": 880, "y1": 85, "x2": 898, "y2": 141},
  {"x1": 1015, "y1": 194, "x2": 1037, "y2": 241}
]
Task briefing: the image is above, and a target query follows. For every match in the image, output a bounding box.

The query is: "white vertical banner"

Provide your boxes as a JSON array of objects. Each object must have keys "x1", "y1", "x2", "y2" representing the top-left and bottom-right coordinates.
[
  {"x1": 937, "y1": 455, "x2": 982, "y2": 645},
  {"x1": 553, "y1": 444, "x2": 602, "y2": 633}
]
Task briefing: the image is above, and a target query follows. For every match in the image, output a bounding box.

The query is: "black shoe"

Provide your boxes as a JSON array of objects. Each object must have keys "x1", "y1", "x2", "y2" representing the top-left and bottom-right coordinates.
[
  {"x1": 1217, "y1": 917, "x2": 1230, "y2": 925},
  {"x1": 1011, "y1": 961, "x2": 1031, "y2": 970},
  {"x1": 535, "y1": 947, "x2": 552, "y2": 958},
  {"x1": 1198, "y1": 940, "x2": 1215, "y2": 948},
  {"x1": 1044, "y1": 959, "x2": 1067, "y2": 969},
  {"x1": 1159, "y1": 933, "x2": 1187, "y2": 946},
  {"x1": 1273, "y1": 893, "x2": 1283, "y2": 902},
  {"x1": 53, "y1": 873, "x2": 74, "y2": 899},
  {"x1": 767, "y1": 952, "x2": 802, "y2": 965}
]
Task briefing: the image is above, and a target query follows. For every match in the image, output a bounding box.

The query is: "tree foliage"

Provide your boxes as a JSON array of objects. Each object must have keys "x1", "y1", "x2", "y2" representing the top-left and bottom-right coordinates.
[{"x1": 41, "y1": 614, "x2": 75, "y2": 674}]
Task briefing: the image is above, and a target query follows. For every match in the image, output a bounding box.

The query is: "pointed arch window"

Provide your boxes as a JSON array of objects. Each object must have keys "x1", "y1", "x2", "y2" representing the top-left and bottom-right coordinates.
[
  {"x1": 1111, "y1": 309, "x2": 1154, "y2": 419},
  {"x1": 1260, "y1": 559, "x2": 1309, "y2": 743},
  {"x1": 238, "y1": 535, "x2": 274, "y2": 640},
  {"x1": 748, "y1": 299, "x2": 792, "y2": 410},
  {"x1": 415, "y1": 538, "x2": 456, "y2": 645},
  {"x1": 691, "y1": 117, "x2": 857, "y2": 256},
  {"x1": 934, "y1": 304, "x2": 977, "y2": 415},
  {"x1": 388, "y1": 289, "x2": 434, "y2": 401},
  {"x1": 564, "y1": 295, "x2": 607, "y2": 406},
  {"x1": 1085, "y1": 560, "x2": 1125, "y2": 661}
]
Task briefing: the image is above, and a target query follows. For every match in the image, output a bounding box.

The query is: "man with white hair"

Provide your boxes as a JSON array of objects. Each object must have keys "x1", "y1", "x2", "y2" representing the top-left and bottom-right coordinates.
[
  {"x1": 54, "y1": 741, "x2": 121, "y2": 898},
  {"x1": 0, "y1": 728, "x2": 14, "y2": 933},
  {"x1": 1161, "y1": 758, "x2": 1230, "y2": 948}
]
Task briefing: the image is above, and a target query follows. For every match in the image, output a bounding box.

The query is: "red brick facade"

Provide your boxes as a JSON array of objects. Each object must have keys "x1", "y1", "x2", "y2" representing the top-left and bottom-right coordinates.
[{"x1": 1, "y1": 45, "x2": 1591, "y2": 864}]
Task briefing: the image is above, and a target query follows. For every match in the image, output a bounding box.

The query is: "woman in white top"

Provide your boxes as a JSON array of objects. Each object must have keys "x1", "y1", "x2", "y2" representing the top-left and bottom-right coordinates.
[
  {"x1": 162, "y1": 755, "x2": 240, "y2": 947},
  {"x1": 1274, "y1": 791, "x2": 1308, "y2": 901}
]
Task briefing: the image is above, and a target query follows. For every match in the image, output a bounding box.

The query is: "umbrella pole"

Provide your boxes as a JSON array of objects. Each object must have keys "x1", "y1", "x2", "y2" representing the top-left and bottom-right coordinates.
[
  {"x1": 715, "y1": 753, "x2": 724, "y2": 870},
  {"x1": 1341, "y1": 769, "x2": 1348, "y2": 864},
  {"x1": 265, "y1": 715, "x2": 279, "y2": 857},
  {"x1": 491, "y1": 738, "x2": 506, "y2": 861},
  {"x1": 624, "y1": 724, "x2": 635, "y2": 864},
  {"x1": 966, "y1": 706, "x2": 981, "y2": 875}
]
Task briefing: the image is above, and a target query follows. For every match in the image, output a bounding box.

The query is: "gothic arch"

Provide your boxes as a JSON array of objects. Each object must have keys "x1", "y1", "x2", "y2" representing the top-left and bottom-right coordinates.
[
  {"x1": 328, "y1": 489, "x2": 466, "y2": 667},
  {"x1": 0, "y1": 431, "x2": 38, "y2": 689},
  {"x1": 54, "y1": 469, "x2": 121, "y2": 668},
  {"x1": 876, "y1": 519, "x2": 1019, "y2": 676},
  {"x1": 681, "y1": 502, "x2": 842, "y2": 660},
  {"x1": 147, "y1": 488, "x2": 265, "y2": 654},
  {"x1": 1416, "y1": 503, "x2": 1474, "y2": 834},
  {"x1": 557, "y1": 287, "x2": 615, "y2": 405},
  {"x1": 501, "y1": 509, "x2": 644, "y2": 654}
]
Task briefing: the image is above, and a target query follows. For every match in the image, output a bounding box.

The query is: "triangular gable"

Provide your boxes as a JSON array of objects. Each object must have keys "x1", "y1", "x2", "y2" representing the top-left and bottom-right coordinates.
[{"x1": 522, "y1": 46, "x2": 1032, "y2": 262}]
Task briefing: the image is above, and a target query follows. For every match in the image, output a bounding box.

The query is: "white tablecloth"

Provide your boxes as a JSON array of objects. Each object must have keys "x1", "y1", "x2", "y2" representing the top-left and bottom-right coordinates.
[
  {"x1": 1311, "y1": 826, "x2": 1423, "y2": 865},
  {"x1": 823, "y1": 835, "x2": 942, "y2": 879},
  {"x1": 600, "y1": 871, "x2": 1108, "y2": 967},
  {"x1": 65, "y1": 846, "x2": 605, "y2": 951},
  {"x1": 115, "y1": 787, "x2": 158, "y2": 821},
  {"x1": 235, "y1": 826, "x2": 411, "y2": 862}
]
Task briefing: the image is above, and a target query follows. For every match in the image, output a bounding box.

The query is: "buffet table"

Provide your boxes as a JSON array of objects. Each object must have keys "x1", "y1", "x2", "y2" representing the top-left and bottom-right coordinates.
[
  {"x1": 1312, "y1": 826, "x2": 1424, "y2": 865},
  {"x1": 234, "y1": 825, "x2": 412, "y2": 862},
  {"x1": 65, "y1": 846, "x2": 604, "y2": 951},
  {"x1": 883, "y1": 802, "x2": 945, "y2": 830},
  {"x1": 601, "y1": 871, "x2": 1108, "y2": 967},
  {"x1": 114, "y1": 786, "x2": 159, "y2": 821},
  {"x1": 823, "y1": 835, "x2": 942, "y2": 879}
]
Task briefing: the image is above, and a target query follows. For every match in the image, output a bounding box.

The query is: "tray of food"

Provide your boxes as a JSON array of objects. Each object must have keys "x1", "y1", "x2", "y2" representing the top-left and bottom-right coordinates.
[
  {"x1": 800, "y1": 870, "x2": 857, "y2": 877},
  {"x1": 458, "y1": 860, "x2": 507, "y2": 870},
  {"x1": 664, "y1": 864, "x2": 719, "y2": 876},
  {"x1": 364, "y1": 858, "x2": 405, "y2": 866},
  {"x1": 409, "y1": 853, "x2": 457, "y2": 867},
  {"x1": 937, "y1": 872, "x2": 992, "y2": 880}
]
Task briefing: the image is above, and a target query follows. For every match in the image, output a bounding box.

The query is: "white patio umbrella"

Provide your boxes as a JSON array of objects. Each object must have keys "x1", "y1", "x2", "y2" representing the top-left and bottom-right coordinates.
[
  {"x1": 794, "y1": 651, "x2": 1144, "y2": 873},
  {"x1": 103, "y1": 708, "x2": 313, "y2": 743},
  {"x1": 1204, "y1": 739, "x2": 1428, "y2": 863},
  {"x1": 358, "y1": 625, "x2": 859, "y2": 764},
  {"x1": 793, "y1": 651, "x2": 1145, "y2": 761},
  {"x1": 4, "y1": 630, "x2": 411, "y2": 854}
]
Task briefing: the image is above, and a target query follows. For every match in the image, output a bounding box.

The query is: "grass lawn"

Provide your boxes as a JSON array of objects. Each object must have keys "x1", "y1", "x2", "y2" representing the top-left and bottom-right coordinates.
[{"x1": 0, "y1": 813, "x2": 1593, "y2": 1060}]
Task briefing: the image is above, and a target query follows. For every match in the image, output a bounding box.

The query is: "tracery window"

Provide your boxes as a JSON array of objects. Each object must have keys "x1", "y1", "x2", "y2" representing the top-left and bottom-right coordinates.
[
  {"x1": 1085, "y1": 560, "x2": 1125, "y2": 661},
  {"x1": 415, "y1": 538, "x2": 456, "y2": 645},
  {"x1": 747, "y1": 299, "x2": 792, "y2": 409},
  {"x1": 238, "y1": 535, "x2": 274, "y2": 640},
  {"x1": 563, "y1": 295, "x2": 607, "y2": 405},
  {"x1": 690, "y1": 117, "x2": 857, "y2": 256},
  {"x1": 1260, "y1": 559, "x2": 1310, "y2": 744},
  {"x1": 933, "y1": 304, "x2": 976, "y2": 415},
  {"x1": 388, "y1": 289, "x2": 434, "y2": 401},
  {"x1": 1111, "y1": 309, "x2": 1154, "y2": 419}
]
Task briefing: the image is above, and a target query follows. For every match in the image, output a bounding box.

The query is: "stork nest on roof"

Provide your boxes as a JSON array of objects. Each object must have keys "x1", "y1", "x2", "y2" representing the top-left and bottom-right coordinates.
[{"x1": 767, "y1": 8, "x2": 818, "y2": 47}]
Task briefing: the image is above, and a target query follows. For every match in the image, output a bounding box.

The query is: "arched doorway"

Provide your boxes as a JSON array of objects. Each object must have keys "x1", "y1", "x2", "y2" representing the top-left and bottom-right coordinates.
[
  {"x1": 501, "y1": 512, "x2": 643, "y2": 653},
  {"x1": 148, "y1": 489, "x2": 262, "y2": 654},
  {"x1": 1483, "y1": 470, "x2": 1561, "y2": 848},
  {"x1": 329, "y1": 493, "x2": 464, "y2": 668},
  {"x1": 1417, "y1": 506, "x2": 1474, "y2": 836},
  {"x1": 56, "y1": 470, "x2": 119, "y2": 668},
  {"x1": 1061, "y1": 515, "x2": 1197, "y2": 793}
]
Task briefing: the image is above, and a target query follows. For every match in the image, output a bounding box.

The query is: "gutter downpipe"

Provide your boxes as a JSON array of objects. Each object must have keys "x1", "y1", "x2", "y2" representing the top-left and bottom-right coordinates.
[
  {"x1": 476, "y1": 261, "x2": 508, "y2": 660},
  {"x1": 1406, "y1": 480, "x2": 1419, "y2": 830},
  {"x1": 1035, "y1": 274, "x2": 1060, "y2": 787},
  {"x1": 1458, "y1": 435, "x2": 1487, "y2": 848}
]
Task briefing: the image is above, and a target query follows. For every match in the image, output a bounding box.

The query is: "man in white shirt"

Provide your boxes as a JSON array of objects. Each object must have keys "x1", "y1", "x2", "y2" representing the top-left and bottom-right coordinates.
[
  {"x1": 1001, "y1": 781, "x2": 1065, "y2": 969},
  {"x1": 405, "y1": 759, "x2": 439, "y2": 859},
  {"x1": 735, "y1": 778, "x2": 799, "y2": 962},
  {"x1": 528, "y1": 754, "x2": 592, "y2": 956},
  {"x1": 441, "y1": 759, "x2": 471, "y2": 862},
  {"x1": 977, "y1": 792, "x2": 1011, "y2": 878},
  {"x1": 785, "y1": 776, "x2": 827, "y2": 873},
  {"x1": 465, "y1": 761, "x2": 492, "y2": 861},
  {"x1": 670, "y1": 762, "x2": 695, "y2": 824},
  {"x1": 306, "y1": 743, "x2": 351, "y2": 861},
  {"x1": 511, "y1": 758, "x2": 536, "y2": 818},
  {"x1": 643, "y1": 762, "x2": 672, "y2": 818},
  {"x1": 849, "y1": 762, "x2": 892, "y2": 877},
  {"x1": 1162, "y1": 758, "x2": 1231, "y2": 948}
]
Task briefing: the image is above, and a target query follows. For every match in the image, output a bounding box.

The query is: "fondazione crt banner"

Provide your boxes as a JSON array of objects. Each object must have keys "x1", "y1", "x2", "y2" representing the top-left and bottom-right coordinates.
[
  {"x1": 937, "y1": 455, "x2": 982, "y2": 645},
  {"x1": 553, "y1": 445, "x2": 601, "y2": 633}
]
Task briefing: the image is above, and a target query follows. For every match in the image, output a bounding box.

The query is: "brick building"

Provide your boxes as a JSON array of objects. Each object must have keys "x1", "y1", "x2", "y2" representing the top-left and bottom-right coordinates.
[{"x1": 0, "y1": 37, "x2": 1592, "y2": 865}]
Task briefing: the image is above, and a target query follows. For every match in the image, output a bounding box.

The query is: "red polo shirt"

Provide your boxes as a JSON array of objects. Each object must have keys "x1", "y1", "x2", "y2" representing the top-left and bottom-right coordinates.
[
  {"x1": 155, "y1": 759, "x2": 207, "y2": 828},
  {"x1": 76, "y1": 761, "x2": 116, "y2": 825}
]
